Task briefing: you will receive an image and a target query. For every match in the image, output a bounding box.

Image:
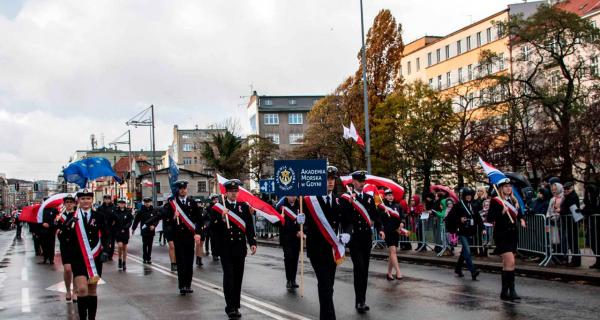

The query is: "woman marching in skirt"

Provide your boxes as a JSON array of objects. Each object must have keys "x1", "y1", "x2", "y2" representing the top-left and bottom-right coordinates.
[{"x1": 487, "y1": 178, "x2": 526, "y2": 301}]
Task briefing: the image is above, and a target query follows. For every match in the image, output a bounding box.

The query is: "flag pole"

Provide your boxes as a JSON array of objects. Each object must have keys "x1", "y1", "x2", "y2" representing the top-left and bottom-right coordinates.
[
  {"x1": 299, "y1": 197, "x2": 304, "y2": 298},
  {"x1": 493, "y1": 184, "x2": 514, "y2": 224},
  {"x1": 221, "y1": 193, "x2": 230, "y2": 229}
]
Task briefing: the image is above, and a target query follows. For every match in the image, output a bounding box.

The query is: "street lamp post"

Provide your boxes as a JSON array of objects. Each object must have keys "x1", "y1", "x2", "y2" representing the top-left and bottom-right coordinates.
[
  {"x1": 126, "y1": 105, "x2": 158, "y2": 207},
  {"x1": 109, "y1": 129, "x2": 134, "y2": 204},
  {"x1": 360, "y1": 0, "x2": 372, "y2": 173}
]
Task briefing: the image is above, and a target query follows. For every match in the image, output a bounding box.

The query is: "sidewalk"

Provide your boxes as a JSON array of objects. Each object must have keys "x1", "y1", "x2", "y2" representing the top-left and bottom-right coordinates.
[{"x1": 256, "y1": 238, "x2": 600, "y2": 285}]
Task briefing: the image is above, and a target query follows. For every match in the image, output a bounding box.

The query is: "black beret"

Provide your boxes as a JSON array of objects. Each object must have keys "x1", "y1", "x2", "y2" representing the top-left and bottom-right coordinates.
[
  {"x1": 327, "y1": 166, "x2": 339, "y2": 178},
  {"x1": 224, "y1": 179, "x2": 242, "y2": 191},
  {"x1": 351, "y1": 170, "x2": 368, "y2": 182},
  {"x1": 548, "y1": 176, "x2": 561, "y2": 184},
  {"x1": 76, "y1": 189, "x2": 94, "y2": 198},
  {"x1": 563, "y1": 182, "x2": 574, "y2": 189}
]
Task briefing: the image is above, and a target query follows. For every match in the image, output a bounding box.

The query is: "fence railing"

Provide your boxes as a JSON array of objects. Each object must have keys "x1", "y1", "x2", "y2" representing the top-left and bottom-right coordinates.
[{"x1": 253, "y1": 212, "x2": 600, "y2": 268}]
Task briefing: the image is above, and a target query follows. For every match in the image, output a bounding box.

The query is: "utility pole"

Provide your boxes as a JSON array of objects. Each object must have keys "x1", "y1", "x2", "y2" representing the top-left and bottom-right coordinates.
[
  {"x1": 360, "y1": 0, "x2": 372, "y2": 173},
  {"x1": 126, "y1": 105, "x2": 158, "y2": 207}
]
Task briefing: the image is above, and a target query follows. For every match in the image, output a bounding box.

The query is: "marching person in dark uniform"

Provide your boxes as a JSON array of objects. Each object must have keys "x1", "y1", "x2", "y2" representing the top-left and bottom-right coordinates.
[
  {"x1": 132, "y1": 197, "x2": 158, "y2": 264},
  {"x1": 204, "y1": 194, "x2": 220, "y2": 261},
  {"x1": 40, "y1": 198, "x2": 59, "y2": 264},
  {"x1": 299, "y1": 166, "x2": 352, "y2": 320},
  {"x1": 378, "y1": 188, "x2": 405, "y2": 280},
  {"x1": 276, "y1": 195, "x2": 301, "y2": 290},
  {"x1": 149, "y1": 180, "x2": 203, "y2": 295},
  {"x1": 210, "y1": 179, "x2": 257, "y2": 319},
  {"x1": 112, "y1": 199, "x2": 133, "y2": 270},
  {"x1": 343, "y1": 170, "x2": 382, "y2": 314},
  {"x1": 28, "y1": 221, "x2": 43, "y2": 256},
  {"x1": 487, "y1": 179, "x2": 526, "y2": 301},
  {"x1": 62, "y1": 189, "x2": 110, "y2": 320},
  {"x1": 14, "y1": 210, "x2": 22, "y2": 240},
  {"x1": 194, "y1": 200, "x2": 207, "y2": 267},
  {"x1": 97, "y1": 195, "x2": 115, "y2": 261},
  {"x1": 449, "y1": 187, "x2": 481, "y2": 280},
  {"x1": 56, "y1": 194, "x2": 78, "y2": 302}
]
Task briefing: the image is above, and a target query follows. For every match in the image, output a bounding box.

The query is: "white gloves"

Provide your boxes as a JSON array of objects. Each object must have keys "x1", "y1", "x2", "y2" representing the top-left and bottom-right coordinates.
[
  {"x1": 296, "y1": 213, "x2": 306, "y2": 225},
  {"x1": 340, "y1": 233, "x2": 351, "y2": 245}
]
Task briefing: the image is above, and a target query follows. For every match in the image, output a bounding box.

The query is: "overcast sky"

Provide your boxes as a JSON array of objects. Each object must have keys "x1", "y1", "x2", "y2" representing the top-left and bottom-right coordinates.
[{"x1": 0, "y1": 0, "x2": 518, "y2": 181}]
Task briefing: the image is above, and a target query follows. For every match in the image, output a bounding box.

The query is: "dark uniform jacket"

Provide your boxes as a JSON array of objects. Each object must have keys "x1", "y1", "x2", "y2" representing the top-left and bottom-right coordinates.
[
  {"x1": 344, "y1": 191, "x2": 381, "y2": 245},
  {"x1": 97, "y1": 203, "x2": 115, "y2": 230},
  {"x1": 62, "y1": 208, "x2": 110, "y2": 259},
  {"x1": 209, "y1": 200, "x2": 257, "y2": 255},
  {"x1": 40, "y1": 207, "x2": 59, "y2": 235},
  {"x1": 151, "y1": 197, "x2": 203, "y2": 239},
  {"x1": 303, "y1": 194, "x2": 353, "y2": 259},
  {"x1": 378, "y1": 200, "x2": 404, "y2": 235},
  {"x1": 276, "y1": 198, "x2": 301, "y2": 245},
  {"x1": 56, "y1": 210, "x2": 76, "y2": 243},
  {"x1": 487, "y1": 196, "x2": 522, "y2": 254},
  {"x1": 132, "y1": 206, "x2": 158, "y2": 236},
  {"x1": 112, "y1": 208, "x2": 134, "y2": 237}
]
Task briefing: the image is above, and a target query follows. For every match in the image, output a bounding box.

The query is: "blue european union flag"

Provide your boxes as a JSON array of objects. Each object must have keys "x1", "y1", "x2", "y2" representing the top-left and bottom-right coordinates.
[
  {"x1": 168, "y1": 156, "x2": 179, "y2": 196},
  {"x1": 63, "y1": 157, "x2": 122, "y2": 188}
]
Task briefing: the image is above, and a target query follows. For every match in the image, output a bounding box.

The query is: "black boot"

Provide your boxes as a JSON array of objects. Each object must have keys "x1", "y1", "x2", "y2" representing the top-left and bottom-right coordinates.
[
  {"x1": 88, "y1": 296, "x2": 97, "y2": 320},
  {"x1": 122, "y1": 261, "x2": 127, "y2": 271},
  {"x1": 196, "y1": 256, "x2": 203, "y2": 267},
  {"x1": 77, "y1": 296, "x2": 88, "y2": 319},
  {"x1": 118, "y1": 258, "x2": 123, "y2": 269},
  {"x1": 455, "y1": 255, "x2": 464, "y2": 277},
  {"x1": 471, "y1": 269, "x2": 480, "y2": 281},
  {"x1": 508, "y1": 271, "x2": 521, "y2": 300},
  {"x1": 500, "y1": 271, "x2": 510, "y2": 301},
  {"x1": 286, "y1": 281, "x2": 293, "y2": 289}
]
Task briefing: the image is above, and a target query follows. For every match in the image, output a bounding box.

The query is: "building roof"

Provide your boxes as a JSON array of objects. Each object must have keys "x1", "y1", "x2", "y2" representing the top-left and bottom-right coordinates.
[
  {"x1": 556, "y1": 0, "x2": 600, "y2": 16},
  {"x1": 256, "y1": 94, "x2": 324, "y2": 112},
  {"x1": 113, "y1": 155, "x2": 153, "y2": 178},
  {"x1": 138, "y1": 167, "x2": 211, "y2": 178}
]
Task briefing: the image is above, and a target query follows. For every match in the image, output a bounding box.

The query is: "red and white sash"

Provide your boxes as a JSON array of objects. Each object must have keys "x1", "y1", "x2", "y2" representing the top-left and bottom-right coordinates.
[
  {"x1": 304, "y1": 196, "x2": 345, "y2": 265},
  {"x1": 212, "y1": 203, "x2": 247, "y2": 233},
  {"x1": 170, "y1": 199, "x2": 196, "y2": 232},
  {"x1": 378, "y1": 203, "x2": 401, "y2": 220},
  {"x1": 493, "y1": 197, "x2": 518, "y2": 221},
  {"x1": 74, "y1": 209, "x2": 102, "y2": 281},
  {"x1": 341, "y1": 193, "x2": 372, "y2": 226},
  {"x1": 281, "y1": 206, "x2": 298, "y2": 221}
]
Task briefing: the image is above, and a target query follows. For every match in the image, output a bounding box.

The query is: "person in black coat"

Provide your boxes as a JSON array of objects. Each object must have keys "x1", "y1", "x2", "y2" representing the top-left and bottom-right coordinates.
[
  {"x1": 55, "y1": 194, "x2": 78, "y2": 302},
  {"x1": 148, "y1": 180, "x2": 203, "y2": 295},
  {"x1": 276, "y1": 196, "x2": 302, "y2": 290},
  {"x1": 560, "y1": 182, "x2": 581, "y2": 267},
  {"x1": 487, "y1": 179, "x2": 526, "y2": 301},
  {"x1": 96, "y1": 195, "x2": 115, "y2": 261},
  {"x1": 63, "y1": 189, "x2": 110, "y2": 320},
  {"x1": 343, "y1": 170, "x2": 382, "y2": 314},
  {"x1": 450, "y1": 187, "x2": 481, "y2": 280},
  {"x1": 378, "y1": 188, "x2": 405, "y2": 280},
  {"x1": 40, "y1": 202, "x2": 59, "y2": 264},
  {"x1": 210, "y1": 179, "x2": 257, "y2": 319},
  {"x1": 583, "y1": 184, "x2": 599, "y2": 268},
  {"x1": 300, "y1": 166, "x2": 352, "y2": 320},
  {"x1": 112, "y1": 199, "x2": 133, "y2": 270},
  {"x1": 204, "y1": 194, "x2": 220, "y2": 261},
  {"x1": 132, "y1": 197, "x2": 158, "y2": 264}
]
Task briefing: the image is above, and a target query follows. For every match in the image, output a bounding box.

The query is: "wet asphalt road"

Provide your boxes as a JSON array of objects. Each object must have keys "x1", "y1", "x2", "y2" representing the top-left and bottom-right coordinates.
[{"x1": 1, "y1": 228, "x2": 599, "y2": 320}]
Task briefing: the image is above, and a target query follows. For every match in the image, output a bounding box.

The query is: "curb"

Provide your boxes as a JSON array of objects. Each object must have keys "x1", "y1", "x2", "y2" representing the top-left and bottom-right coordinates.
[{"x1": 256, "y1": 239, "x2": 600, "y2": 285}]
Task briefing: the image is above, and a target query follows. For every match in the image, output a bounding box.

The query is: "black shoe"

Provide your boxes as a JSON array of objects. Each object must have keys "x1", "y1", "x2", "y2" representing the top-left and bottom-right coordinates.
[
  {"x1": 147, "y1": 260, "x2": 152, "y2": 264},
  {"x1": 171, "y1": 263, "x2": 177, "y2": 272},
  {"x1": 196, "y1": 256, "x2": 203, "y2": 266},
  {"x1": 387, "y1": 274, "x2": 395, "y2": 281},
  {"x1": 455, "y1": 269, "x2": 464, "y2": 277},
  {"x1": 291, "y1": 281, "x2": 299, "y2": 288},
  {"x1": 286, "y1": 281, "x2": 293, "y2": 289},
  {"x1": 179, "y1": 289, "x2": 187, "y2": 296},
  {"x1": 185, "y1": 287, "x2": 194, "y2": 293},
  {"x1": 143, "y1": 260, "x2": 147, "y2": 264},
  {"x1": 234, "y1": 309, "x2": 242, "y2": 318},
  {"x1": 471, "y1": 270, "x2": 480, "y2": 281},
  {"x1": 213, "y1": 256, "x2": 220, "y2": 261},
  {"x1": 355, "y1": 303, "x2": 367, "y2": 314},
  {"x1": 122, "y1": 262, "x2": 127, "y2": 271},
  {"x1": 118, "y1": 259, "x2": 123, "y2": 269}
]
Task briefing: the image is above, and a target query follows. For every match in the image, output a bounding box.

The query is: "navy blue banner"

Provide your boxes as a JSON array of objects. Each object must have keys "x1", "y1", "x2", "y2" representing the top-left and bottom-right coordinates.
[
  {"x1": 274, "y1": 159, "x2": 327, "y2": 196},
  {"x1": 258, "y1": 179, "x2": 275, "y2": 194}
]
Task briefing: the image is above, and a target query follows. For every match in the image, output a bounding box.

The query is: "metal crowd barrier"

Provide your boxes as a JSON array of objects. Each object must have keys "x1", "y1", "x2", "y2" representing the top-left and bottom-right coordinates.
[{"x1": 541, "y1": 214, "x2": 600, "y2": 267}]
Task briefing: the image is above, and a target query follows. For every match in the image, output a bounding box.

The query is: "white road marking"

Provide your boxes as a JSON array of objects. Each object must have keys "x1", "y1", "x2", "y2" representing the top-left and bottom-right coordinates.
[
  {"x1": 21, "y1": 288, "x2": 30, "y2": 313},
  {"x1": 128, "y1": 254, "x2": 312, "y2": 320},
  {"x1": 21, "y1": 268, "x2": 28, "y2": 281},
  {"x1": 46, "y1": 279, "x2": 105, "y2": 293}
]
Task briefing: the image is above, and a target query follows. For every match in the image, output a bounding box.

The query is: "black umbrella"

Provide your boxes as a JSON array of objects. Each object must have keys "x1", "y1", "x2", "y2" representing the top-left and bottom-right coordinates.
[{"x1": 505, "y1": 172, "x2": 531, "y2": 189}]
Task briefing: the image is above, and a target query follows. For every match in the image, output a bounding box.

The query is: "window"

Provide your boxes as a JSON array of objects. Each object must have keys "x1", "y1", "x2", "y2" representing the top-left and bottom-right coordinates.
[
  {"x1": 429, "y1": 78, "x2": 433, "y2": 88},
  {"x1": 289, "y1": 133, "x2": 304, "y2": 144},
  {"x1": 498, "y1": 53, "x2": 505, "y2": 70},
  {"x1": 264, "y1": 114, "x2": 279, "y2": 125},
  {"x1": 407, "y1": 61, "x2": 411, "y2": 75},
  {"x1": 497, "y1": 24, "x2": 505, "y2": 38},
  {"x1": 591, "y1": 56, "x2": 599, "y2": 76},
  {"x1": 437, "y1": 75, "x2": 442, "y2": 89},
  {"x1": 522, "y1": 45, "x2": 530, "y2": 61},
  {"x1": 155, "y1": 182, "x2": 161, "y2": 194},
  {"x1": 416, "y1": 58, "x2": 420, "y2": 71},
  {"x1": 399, "y1": 65, "x2": 403, "y2": 76},
  {"x1": 264, "y1": 99, "x2": 273, "y2": 106},
  {"x1": 288, "y1": 99, "x2": 297, "y2": 105},
  {"x1": 428, "y1": 52, "x2": 432, "y2": 66},
  {"x1": 197, "y1": 181, "x2": 207, "y2": 193},
  {"x1": 288, "y1": 113, "x2": 303, "y2": 124},
  {"x1": 468, "y1": 93, "x2": 474, "y2": 106},
  {"x1": 183, "y1": 157, "x2": 192, "y2": 165},
  {"x1": 445, "y1": 45, "x2": 450, "y2": 59},
  {"x1": 457, "y1": 40, "x2": 462, "y2": 55},
  {"x1": 436, "y1": 49, "x2": 441, "y2": 63},
  {"x1": 266, "y1": 133, "x2": 280, "y2": 144},
  {"x1": 446, "y1": 72, "x2": 451, "y2": 88},
  {"x1": 182, "y1": 143, "x2": 193, "y2": 152},
  {"x1": 458, "y1": 67, "x2": 463, "y2": 83},
  {"x1": 181, "y1": 134, "x2": 190, "y2": 139},
  {"x1": 486, "y1": 27, "x2": 492, "y2": 43},
  {"x1": 476, "y1": 32, "x2": 482, "y2": 47},
  {"x1": 468, "y1": 64, "x2": 473, "y2": 81},
  {"x1": 466, "y1": 36, "x2": 472, "y2": 51},
  {"x1": 486, "y1": 63, "x2": 493, "y2": 75}
]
